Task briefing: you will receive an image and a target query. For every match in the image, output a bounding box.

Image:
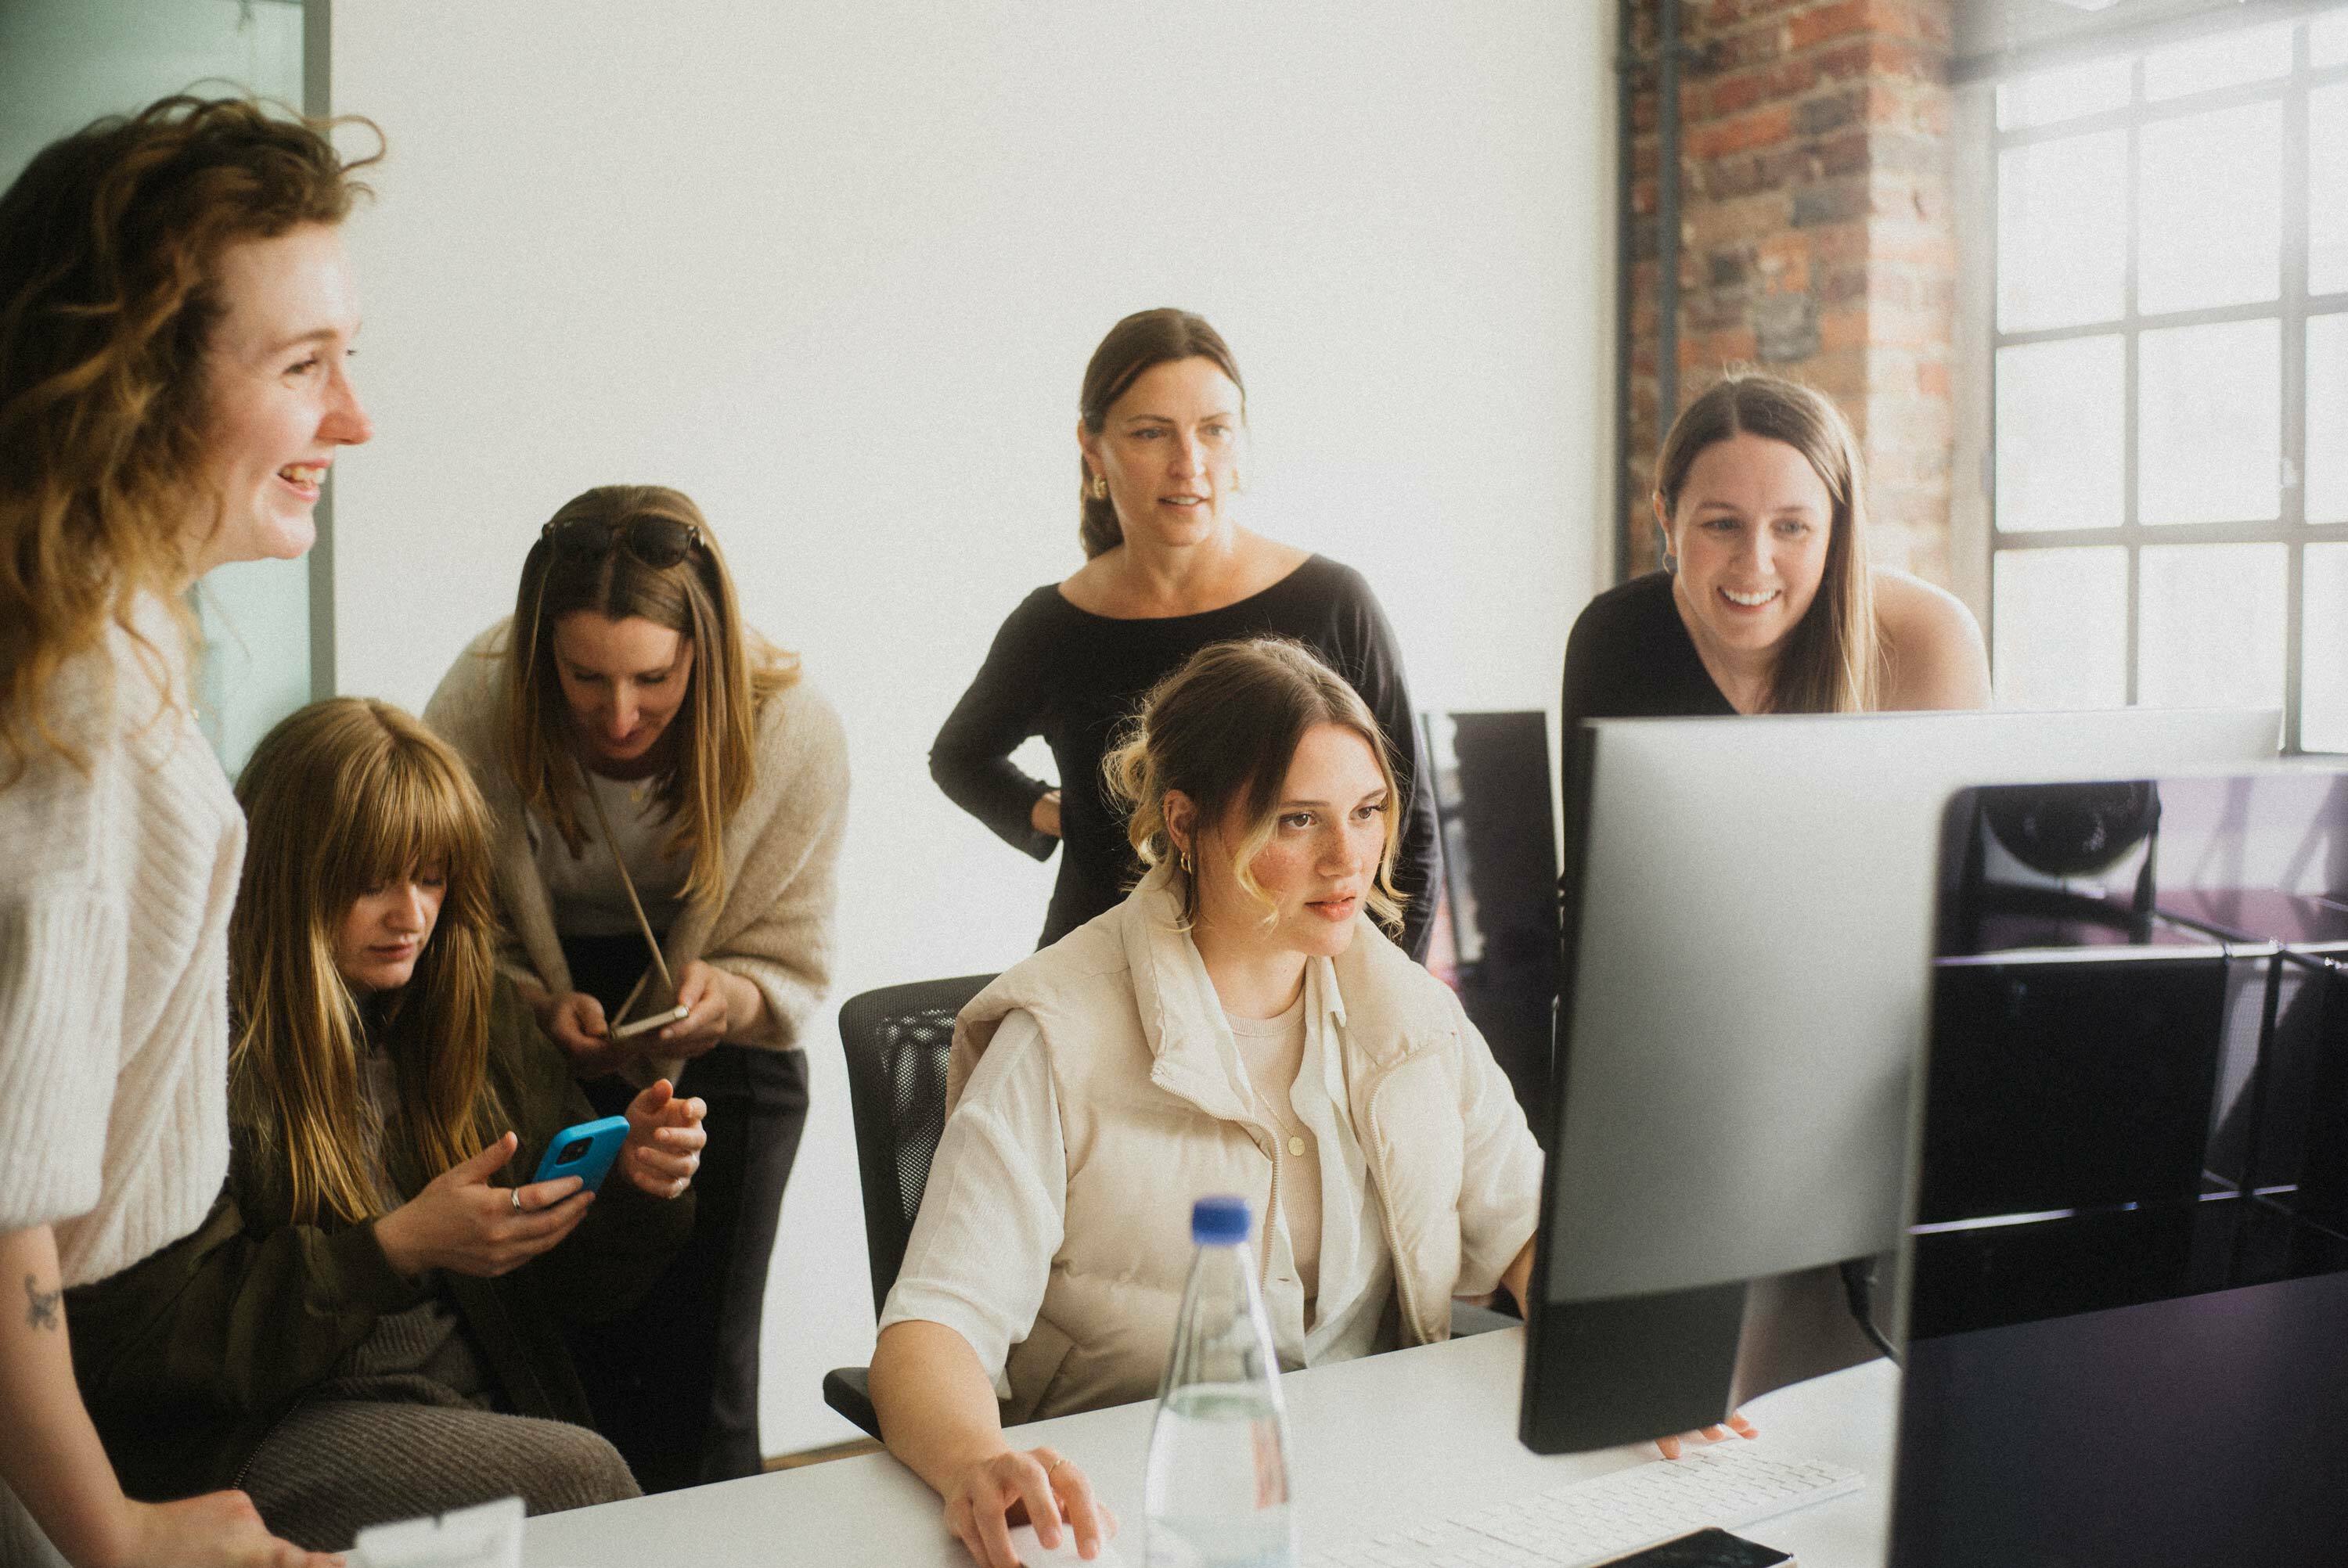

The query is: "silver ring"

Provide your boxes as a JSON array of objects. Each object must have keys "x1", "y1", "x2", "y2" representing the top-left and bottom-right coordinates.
[{"x1": 510, "y1": 1188, "x2": 524, "y2": 1213}]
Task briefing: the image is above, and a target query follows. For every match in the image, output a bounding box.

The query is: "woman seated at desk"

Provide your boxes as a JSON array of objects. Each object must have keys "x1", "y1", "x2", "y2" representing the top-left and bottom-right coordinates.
[
  {"x1": 66, "y1": 699, "x2": 706, "y2": 1550},
  {"x1": 1561, "y1": 369, "x2": 1989, "y2": 732},
  {"x1": 873, "y1": 638, "x2": 1544, "y2": 1568}
]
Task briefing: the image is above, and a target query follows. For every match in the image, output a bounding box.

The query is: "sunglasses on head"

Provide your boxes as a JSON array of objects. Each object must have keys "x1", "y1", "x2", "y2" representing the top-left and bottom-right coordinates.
[{"x1": 540, "y1": 515, "x2": 704, "y2": 569}]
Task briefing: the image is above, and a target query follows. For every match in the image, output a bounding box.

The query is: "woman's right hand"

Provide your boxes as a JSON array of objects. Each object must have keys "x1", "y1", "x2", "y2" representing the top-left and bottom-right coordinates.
[
  {"x1": 113, "y1": 1490, "x2": 340, "y2": 1567},
  {"x1": 539, "y1": 990, "x2": 625, "y2": 1076},
  {"x1": 942, "y1": 1446, "x2": 1115, "y2": 1568},
  {"x1": 373, "y1": 1132, "x2": 592, "y2": 1280},
  {"x1": 1029, "y1": 789, "x2": 1062, "y2": 840}
]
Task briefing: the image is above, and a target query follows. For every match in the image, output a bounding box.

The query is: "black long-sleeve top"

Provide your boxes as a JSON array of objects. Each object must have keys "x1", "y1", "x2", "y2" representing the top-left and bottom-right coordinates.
[{"x1": 931, "y1": 555, "x2": 1441, "y2": 959}]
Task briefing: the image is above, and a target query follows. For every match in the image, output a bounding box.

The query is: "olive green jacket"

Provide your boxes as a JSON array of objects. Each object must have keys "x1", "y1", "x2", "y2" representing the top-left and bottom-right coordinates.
[{"x1": 65, "y1": 980, "x2": 693, "y2": 1501}]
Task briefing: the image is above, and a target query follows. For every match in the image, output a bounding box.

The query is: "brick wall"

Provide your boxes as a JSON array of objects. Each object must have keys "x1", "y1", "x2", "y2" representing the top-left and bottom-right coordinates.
[{"x1": 1622, "y1": 0, "x2": 1957, "y2": 582}]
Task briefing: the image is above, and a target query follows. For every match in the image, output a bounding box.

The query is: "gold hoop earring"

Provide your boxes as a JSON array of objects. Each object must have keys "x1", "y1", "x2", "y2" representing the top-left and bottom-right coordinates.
[
  {"x1": 1089, "y1": 473, "x2": 1109, "y2": 501},
  {"x1": 1178, "y1": 847, "x2": 1193, "y2": 876}
]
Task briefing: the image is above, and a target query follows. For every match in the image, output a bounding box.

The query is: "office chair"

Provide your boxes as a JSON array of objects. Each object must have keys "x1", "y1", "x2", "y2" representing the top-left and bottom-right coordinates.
[
  {"x1": 819, "y1": 971, "x2": 1518, "y2": 1439},
  {"x1": 823, "y1": 973, "x2": 998, "y2": 1438}
]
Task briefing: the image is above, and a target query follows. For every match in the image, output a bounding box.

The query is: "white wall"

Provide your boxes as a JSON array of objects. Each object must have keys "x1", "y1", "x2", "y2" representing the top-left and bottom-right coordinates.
[{"x1": 331, "y1": 0, "x2": 1614, "y2": 1455}]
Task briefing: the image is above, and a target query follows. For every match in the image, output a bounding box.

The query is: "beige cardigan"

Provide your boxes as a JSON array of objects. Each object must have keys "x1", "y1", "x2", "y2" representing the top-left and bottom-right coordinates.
[
  {"x1": 941, "y1": 869, "x2": 1543, "y2": 1422},
  {"x1": 423, "y1": 620, "x2": 848, "y2": 1083}
]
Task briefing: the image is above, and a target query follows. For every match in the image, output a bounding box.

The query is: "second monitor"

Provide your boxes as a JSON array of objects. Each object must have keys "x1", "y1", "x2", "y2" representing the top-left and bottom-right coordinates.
[{"x1": 1522, "y1": 703, "x2": 2279, "y2": 1455}]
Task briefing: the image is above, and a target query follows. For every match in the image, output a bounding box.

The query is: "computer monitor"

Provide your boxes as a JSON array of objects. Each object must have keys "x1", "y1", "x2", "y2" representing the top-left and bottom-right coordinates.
[
  {"x1": 1519, "y1": 705, "x2": 2281, "y2": 1455},
  {"x1": 1891, "y1": 766, "x2": 2348, "y2": 1566}
]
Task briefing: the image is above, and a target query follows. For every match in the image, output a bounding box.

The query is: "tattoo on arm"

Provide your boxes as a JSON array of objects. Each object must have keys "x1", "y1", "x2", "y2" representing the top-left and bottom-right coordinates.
[{"x1": 24, "y1": 1272, "x2": 60, "y2": 1331}]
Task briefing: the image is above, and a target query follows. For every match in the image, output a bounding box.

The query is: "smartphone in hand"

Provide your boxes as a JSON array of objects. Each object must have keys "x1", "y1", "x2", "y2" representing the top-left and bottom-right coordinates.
[
  {"x1": 531, "y1": 1116, "x2": 631, "y2": 1192},
  {"x1": 610, "y1": 1003, "x2": 690, "y2": 1041}
]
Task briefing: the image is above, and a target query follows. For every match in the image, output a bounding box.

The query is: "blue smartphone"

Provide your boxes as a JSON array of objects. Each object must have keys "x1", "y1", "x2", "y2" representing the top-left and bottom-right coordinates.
[{"x1": 531, "y1": 1115, "x2": 630, "y2": 1193}]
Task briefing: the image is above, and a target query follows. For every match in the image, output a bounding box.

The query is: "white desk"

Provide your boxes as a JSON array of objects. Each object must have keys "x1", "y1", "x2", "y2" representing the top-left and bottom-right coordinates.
[{"x1": 523, "y1": 1329, "x2": 1900, "y2": 1567}]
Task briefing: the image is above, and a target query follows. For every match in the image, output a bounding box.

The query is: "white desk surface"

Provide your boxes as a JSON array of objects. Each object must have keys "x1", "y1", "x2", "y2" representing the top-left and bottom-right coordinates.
[{"x1": 523, "y1": 1328, "x2": 1900, "y2": 1568}]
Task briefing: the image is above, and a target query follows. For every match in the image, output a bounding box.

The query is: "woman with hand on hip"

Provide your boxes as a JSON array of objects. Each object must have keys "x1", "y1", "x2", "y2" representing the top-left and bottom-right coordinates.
[
  {"x1": 424, "y1": 484, "x2": 848, "y2": 1490},
  {"x1": 931, "y1": 307, "x2": 1442, "y2": 960},
  {"x1": 878, "y1": 638, "x2": 1543, "y2": 1568},
  {"x1": 1561, "y1": 369, "x2": 1989, "y2": 733},
  {"x1": 65, "y1": 699, "x2": 704, "y2": 1549},
  {"x1": 0, "y1": 97, "x2": 370, "y2": 1568}
]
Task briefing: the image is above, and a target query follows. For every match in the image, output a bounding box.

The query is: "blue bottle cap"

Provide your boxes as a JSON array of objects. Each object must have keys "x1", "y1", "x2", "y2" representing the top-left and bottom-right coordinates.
[{"x1": 1191, "y1": 1195, "x2": 1252, "y2": 1246}]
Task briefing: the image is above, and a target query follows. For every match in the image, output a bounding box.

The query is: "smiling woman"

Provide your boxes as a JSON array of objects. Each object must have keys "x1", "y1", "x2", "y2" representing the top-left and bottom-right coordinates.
[
  {"x1": 1561, "y1": 370, "x2": 1990, "y2": 734},
  {"x1": 0, "y1": 95, "x2": 375, "y2": 1568}
]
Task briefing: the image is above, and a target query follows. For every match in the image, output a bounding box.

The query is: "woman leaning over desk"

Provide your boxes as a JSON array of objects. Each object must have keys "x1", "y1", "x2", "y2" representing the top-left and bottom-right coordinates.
[
  {"x1": 1560, "y1": 369, "x2": 1989, "y2": 734},
  {"x1": 930, "y1": 307, "x2": 1442, "y2": 960},
  {"x1": 423, "y1": 485, "x2": 848, "y2": 1491},
  {"x1": 0, "y1": 98, "x2": 370, "y2": 1568},
  {"x1": 876, "y1": 638, "x2": 1543, "y2": 1568}
]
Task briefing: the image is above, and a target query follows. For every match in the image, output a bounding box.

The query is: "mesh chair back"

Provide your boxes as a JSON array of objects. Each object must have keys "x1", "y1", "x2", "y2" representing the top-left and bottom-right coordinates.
[{"x1": 837, "y1": 973, "x2": 997, "y2": 1318}]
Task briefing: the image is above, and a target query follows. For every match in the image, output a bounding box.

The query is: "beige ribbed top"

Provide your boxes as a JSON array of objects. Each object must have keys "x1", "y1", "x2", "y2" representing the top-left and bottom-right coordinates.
[{"x1": 0, "y1": 600, "x2": 243, "y2": 1286}]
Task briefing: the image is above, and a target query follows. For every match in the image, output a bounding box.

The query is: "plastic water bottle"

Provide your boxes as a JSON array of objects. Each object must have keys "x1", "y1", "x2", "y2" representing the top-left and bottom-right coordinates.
[{"x1": 1143, "y1": 1195, "x2": 1298, "y2": 1568}]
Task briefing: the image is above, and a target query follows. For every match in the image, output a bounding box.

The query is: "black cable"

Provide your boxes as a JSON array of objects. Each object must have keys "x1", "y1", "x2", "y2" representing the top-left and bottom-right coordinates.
[{"x1": 1839, "y1": 1257, "x2": 1901, "y2": 1367}]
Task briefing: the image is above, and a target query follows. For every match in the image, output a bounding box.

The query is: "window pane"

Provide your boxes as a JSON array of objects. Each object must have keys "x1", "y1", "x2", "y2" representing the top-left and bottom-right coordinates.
[
  {"x1": 2309, "y1": 313, "x2": 2348, "y2": 523},
  {"x1": 1993, "y1": 548, "x2": 2128, "y2": 709},
  {"x1": 2311, "y1": 83, "x2": 2348, "y2": 295},
  {"x1": 2138, "y1": 543, "x2": 2288, "y2": 710},
  {"x1": 2140, "y1": 319, "x2": 2281, "y2": 524},
  {"x1": 1996, "y1": 336, "x2": 2124, "y2": 532},
  {"x1": 2144, "y1": 20, "x2": 2292, "y2": 99},
  {"x1": 2312, "y1": 11, "x2": 2348, "y2": 69},
  {"x1": 2139, "y1": 102, "x2": 2280, "y2": 314},
  {"x1": 1998, "y1": 131, "x2": 2127, "y2": 333},
  {"x1": 1997, "y1": 58, "x2": 2134, "y2": 131},
  {"x1": 2306, "y1": 544, "x2": 2348, "y2": 753}
]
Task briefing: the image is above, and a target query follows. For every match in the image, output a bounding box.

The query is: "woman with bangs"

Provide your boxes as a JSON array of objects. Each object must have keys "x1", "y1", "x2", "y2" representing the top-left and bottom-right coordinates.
[
  {"x1": 1, "y1": 96, "x2": 373, "y2": 1568},
  {"x1": 425, "y1": 484, "x2": 848, "y2": 1490},
  {"x1": 65, "y1": 698, "x2": 707, "y2": 1551},
  {"x1": 873, "y1": 638, "x2": 1543, "y2": 1568}
]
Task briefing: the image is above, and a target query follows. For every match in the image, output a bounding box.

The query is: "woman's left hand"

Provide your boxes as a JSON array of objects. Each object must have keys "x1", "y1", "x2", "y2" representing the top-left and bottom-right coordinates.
[
  {"x1": 656, "y1": 960, "x2": 752, "y2": 1056},
  {"x1": 618, "y1": 1078, "x2": 707, "y2": 1199}
]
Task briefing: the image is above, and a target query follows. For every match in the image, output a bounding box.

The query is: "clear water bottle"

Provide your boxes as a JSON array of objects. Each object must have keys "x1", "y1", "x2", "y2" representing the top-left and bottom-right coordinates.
[{"x1": 1143, "y1": 1195, "x2": 1298, "y2": 1568}]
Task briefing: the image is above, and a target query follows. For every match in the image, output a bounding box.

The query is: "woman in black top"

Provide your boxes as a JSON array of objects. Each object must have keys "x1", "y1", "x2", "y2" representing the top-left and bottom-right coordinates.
[
  {"x1": 932, "y1": 308, "x2": 1439, "y2": 958},
  {"x1": 1562, "y1": 370, "x2": 1988, "y2": 735}
]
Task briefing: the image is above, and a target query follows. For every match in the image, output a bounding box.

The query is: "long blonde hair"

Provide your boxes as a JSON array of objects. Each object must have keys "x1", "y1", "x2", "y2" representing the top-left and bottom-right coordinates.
[
  {"x1": 1104, "y1": 638, "x2": 1407, "y2": 933},
  {"x1": 1655, "y1": 370, "x2": 1880, "y2": 714},
  {"x1": 504, "y1": 485, "x2": 798, "y2": 908},
  {"x1": 230, "y1": 699, "x2": 504, "y2": 1225},
  {"x1": 0, "y1": 96, "x2": 377, "y2": 779}
]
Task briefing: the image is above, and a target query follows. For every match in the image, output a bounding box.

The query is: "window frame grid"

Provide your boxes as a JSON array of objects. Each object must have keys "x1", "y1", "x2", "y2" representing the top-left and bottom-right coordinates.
[{"x1": 1986, "y1": 27, "x2": 2348, "y2": 752}]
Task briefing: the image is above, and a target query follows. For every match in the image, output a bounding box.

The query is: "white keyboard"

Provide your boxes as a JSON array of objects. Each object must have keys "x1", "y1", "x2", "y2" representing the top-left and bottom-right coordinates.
[{"x1": 1302, "y1": 1444, "x2": 1860, "y2": 1568}]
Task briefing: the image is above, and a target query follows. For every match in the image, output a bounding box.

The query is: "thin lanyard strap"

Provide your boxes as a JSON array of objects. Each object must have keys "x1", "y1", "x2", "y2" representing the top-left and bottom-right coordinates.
[{"x1": 576, "y1": 760, "x2": 679, "y2": 998}]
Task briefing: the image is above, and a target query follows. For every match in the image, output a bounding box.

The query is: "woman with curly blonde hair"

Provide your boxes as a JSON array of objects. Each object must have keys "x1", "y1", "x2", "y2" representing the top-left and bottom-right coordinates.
[{"x1": 0, "y1": 97, "x2": 372, "y2": 1568}]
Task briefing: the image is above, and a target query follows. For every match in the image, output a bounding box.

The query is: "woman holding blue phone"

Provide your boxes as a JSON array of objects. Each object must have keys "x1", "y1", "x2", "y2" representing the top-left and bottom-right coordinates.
[
  {"x1": 425, "y1": 484, "x2": 848, "y2": 1491},
  {"x1": 64, "y1": 699, "x2": 707, "y2": 1551}
]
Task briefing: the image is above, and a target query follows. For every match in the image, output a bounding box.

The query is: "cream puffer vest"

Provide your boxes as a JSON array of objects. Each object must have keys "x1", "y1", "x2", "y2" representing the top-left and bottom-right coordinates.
[{"x1": 947, "y1": 871, "x2": 1504, "y2": 1424}]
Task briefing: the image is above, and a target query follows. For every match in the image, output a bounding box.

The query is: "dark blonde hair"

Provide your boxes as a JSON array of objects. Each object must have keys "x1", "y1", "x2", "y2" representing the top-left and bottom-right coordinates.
[
  {"x1": 1104, "y1": 638, "x2": 1406, "y2": 933},
  {"x1": 1655, "y1": 371, "x2": 1880, "y2": 714},
  {"x1": 506, "y1": 484, "x2": 798, "y2": 907},
  {"x1": 1077, "y1": 308, "x2": 1247, "y2": 559},
  {"x1": 0, "y1": 96, "x2": 379, "y2": 779},
  {"x1": 231, "y1": 699, "x2": 505, "y2": 1225}
]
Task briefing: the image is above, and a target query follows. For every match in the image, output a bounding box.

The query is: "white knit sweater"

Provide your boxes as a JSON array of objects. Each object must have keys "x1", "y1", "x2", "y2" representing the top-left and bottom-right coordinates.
[{"x1": 0, "y1": 601, "x2": 243, "y2": 1288}]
